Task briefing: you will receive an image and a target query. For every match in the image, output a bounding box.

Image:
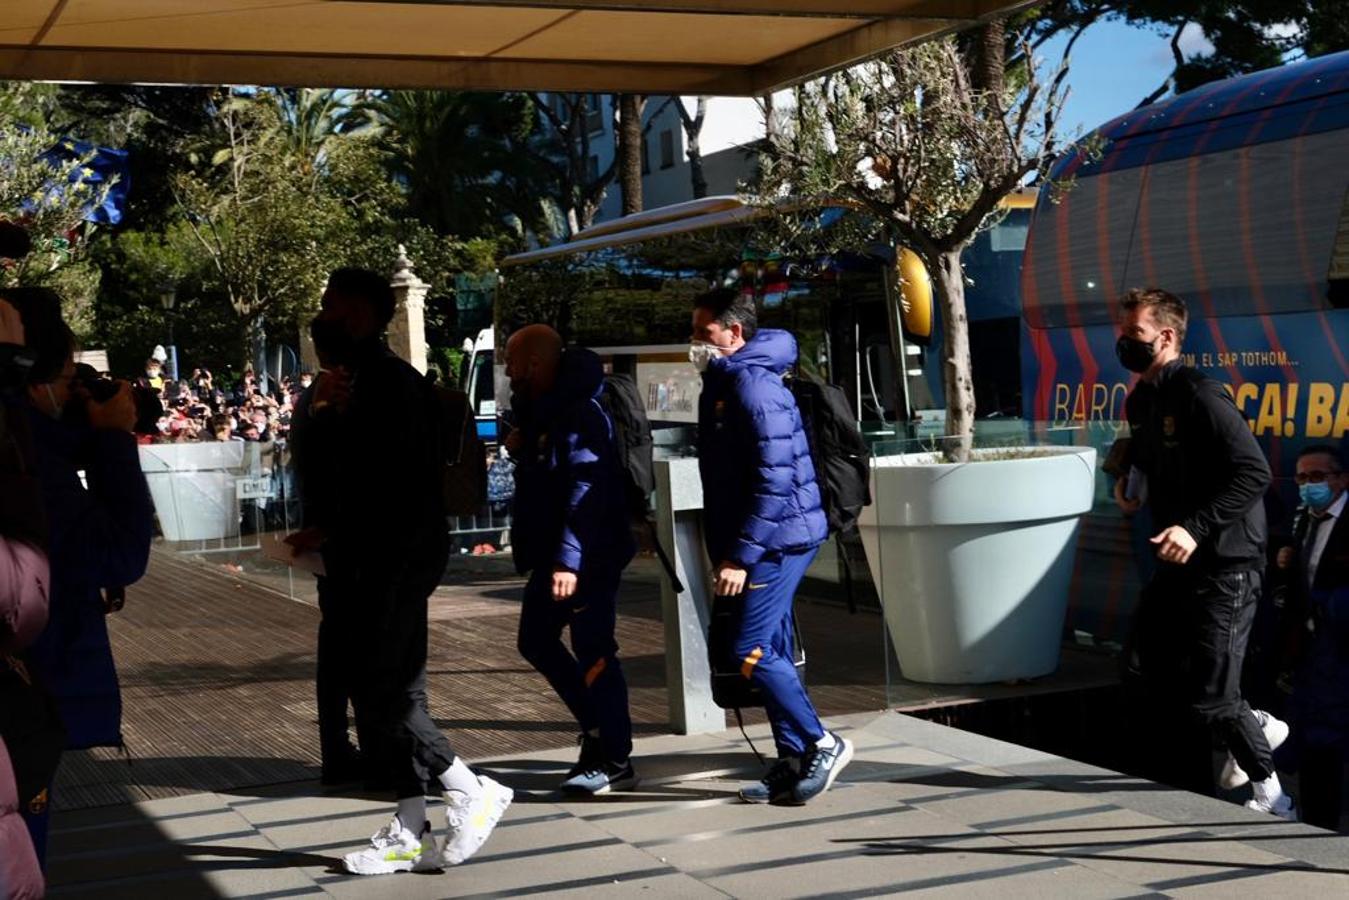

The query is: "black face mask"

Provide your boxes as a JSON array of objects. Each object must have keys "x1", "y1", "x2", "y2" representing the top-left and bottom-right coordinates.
[
  {"x1": 509, "y1": 385, "x2": 532, "y2": 421},
  {"x1": 1115, "y1": 335, "x2": 1157, "y2": 374},
  {"x1": 309, "y1": 318, "x2": 371, "y2": 368}
]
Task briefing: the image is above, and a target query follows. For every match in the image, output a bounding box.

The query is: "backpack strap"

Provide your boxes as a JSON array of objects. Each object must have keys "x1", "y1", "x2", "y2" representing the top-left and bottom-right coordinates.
[
  {"x1": 649, "y1": 519, "x2": 685, "y2": 595},
  {"x1": 837, "y1": 533, "x2": 857, "y2": 615},
  {"x1": 734, "y1": 706, "x2": 767, "y2": 766}
]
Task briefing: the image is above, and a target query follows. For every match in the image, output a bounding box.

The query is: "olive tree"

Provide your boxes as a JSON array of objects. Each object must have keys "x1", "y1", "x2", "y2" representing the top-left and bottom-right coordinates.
[{"x1": 757, "y1": 32, "x2": 1078, "y2": 460}]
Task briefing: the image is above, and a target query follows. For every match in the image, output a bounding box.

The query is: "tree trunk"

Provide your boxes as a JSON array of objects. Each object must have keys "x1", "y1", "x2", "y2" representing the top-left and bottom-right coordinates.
[
  {"x1": 617, "y1": 94, "x2": 644, "y2": 216},
  {"x1": 970, "y1": 19, "x2": 1006, "y2": 96},
  {"x1": 930, "y1": 248, "x2": 975, "y2": 462},
  {"x1": 762, "y1": 93, "x2": 777, "y2": 140},
  {"x1": 686, "y1": 97, "x2": 708, "y2": 199},
  {"x1": 245, "y1": 314, "x2": 267, "y2": 391}
]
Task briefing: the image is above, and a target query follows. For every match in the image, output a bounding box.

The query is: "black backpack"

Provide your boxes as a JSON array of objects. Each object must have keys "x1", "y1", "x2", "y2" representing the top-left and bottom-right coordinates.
[
  {"x1": 429, "y1": 378, "x2": 487, "y2": 517},
  {"x1": 788, "y1": 371, "x2": 873, "y2": 612},
  {"x1": 789, "y1": 371, "x2": 873, "y2": 534},
  {"x1": 597, "y1": 373, "x2": 684, "y2": 593}
]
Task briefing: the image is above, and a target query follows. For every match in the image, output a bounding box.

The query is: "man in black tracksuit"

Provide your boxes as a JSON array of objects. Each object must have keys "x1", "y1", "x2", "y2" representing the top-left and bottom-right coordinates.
[
  {"x1": 291, "y1": 351, "x2": 362, "y2": 786},
  {"x1": 1115, "y1": 288, "x2": 1293, "y2": 819},
  {"x1": 288, "y1": 269, "x2": 511, "y2": 876}
]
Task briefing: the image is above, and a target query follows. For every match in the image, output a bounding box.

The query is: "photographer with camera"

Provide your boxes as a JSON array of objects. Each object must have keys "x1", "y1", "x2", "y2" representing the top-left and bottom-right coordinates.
[{"x1": 1, "y1": 286, "x2": 153, "y2": 864}]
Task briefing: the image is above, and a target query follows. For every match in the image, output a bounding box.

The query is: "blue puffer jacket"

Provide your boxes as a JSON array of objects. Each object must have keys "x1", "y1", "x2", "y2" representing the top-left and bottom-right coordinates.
[
  {"x1": 698, "y1": 329, "x2": 827, "y2": 567},
  {"x1": 510, "y1": 348, "x2": 636, "y2": 575},
  {"x1": 25, "y1": 411, "x2": 152, "y2": 750}
]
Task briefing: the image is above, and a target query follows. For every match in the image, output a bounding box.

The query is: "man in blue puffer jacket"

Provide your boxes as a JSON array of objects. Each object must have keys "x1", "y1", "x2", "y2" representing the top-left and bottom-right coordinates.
[
  {"x1": 506, "y1": 324, "x2": 638, "y2": 795},
  {"x1": 691, "y1": 288, "x2": 853, "y2": 805}
]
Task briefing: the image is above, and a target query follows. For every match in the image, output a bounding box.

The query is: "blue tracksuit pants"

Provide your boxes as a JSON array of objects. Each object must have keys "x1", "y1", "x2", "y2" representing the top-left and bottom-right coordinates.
[
  {"x1": 736, "y1": 548, "x2": 826, "y2": 757},
  {"x1": 518, "y1": 565, "x2": 633, "y2": 763}
]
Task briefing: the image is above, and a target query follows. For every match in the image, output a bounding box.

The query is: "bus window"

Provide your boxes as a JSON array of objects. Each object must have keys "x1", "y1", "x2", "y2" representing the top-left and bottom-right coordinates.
[
  {"x1": 964, "y1": 208, "x2": 1032, "y2": 322},
  {"x1": 1331, "y1": 184, "x2": 1349, "y2": 308},
  {"x1": 1023, "y1": 167, "x2": 1144, "y2": 328},
  {"x1": 498, "y1": 199, "x2": 1028, "y2": 436},
  {"x1": 1120, "y1": 136, "x2": 1348, "y2": 316}
]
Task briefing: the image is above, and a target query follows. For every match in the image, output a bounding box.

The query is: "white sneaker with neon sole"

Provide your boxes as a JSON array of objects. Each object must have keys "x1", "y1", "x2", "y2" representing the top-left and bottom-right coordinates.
[
  {"x1": 440, "y1": 774, "x2": 513, "y2": 867},
  {"x1": 342, "y1": 817, "x2": 438, "y2": 876},
  {"x1": 1245, "y1": 790, "x2": 1298, "y2": 821},
  {"x1": 1220, "y1": 710, "x2": 1290, "y2": 791}
]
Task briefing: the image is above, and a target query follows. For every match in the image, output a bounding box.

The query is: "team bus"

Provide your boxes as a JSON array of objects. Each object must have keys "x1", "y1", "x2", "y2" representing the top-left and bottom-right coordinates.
[
  {"x1": 1020, "y1": 49, "x2": 1349, "y2": 642},
  {"x1": 494, "y1": 193, "x2": 1035, "y2": 450}
]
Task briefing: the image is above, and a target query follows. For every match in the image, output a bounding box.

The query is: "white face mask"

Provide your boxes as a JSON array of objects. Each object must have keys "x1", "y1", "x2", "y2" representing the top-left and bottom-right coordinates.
[
  {"x1": 41, "y1": 383, "x2": 63, "y2": 419},
  {"x1": 689, "y1": 341, "x2": 723, "y2": 373}
]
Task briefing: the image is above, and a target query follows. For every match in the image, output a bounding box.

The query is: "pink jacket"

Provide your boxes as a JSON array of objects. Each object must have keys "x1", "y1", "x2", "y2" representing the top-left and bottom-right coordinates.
[
  {"x1": 0, "y1": 737, "x2": 42, "y2": 899},
  {"x1": 1, "y1": 537, "x2": 47, "y2": 655},
  {"x1": 1, "y1": 536, "x2": 49, "y2": 900}
]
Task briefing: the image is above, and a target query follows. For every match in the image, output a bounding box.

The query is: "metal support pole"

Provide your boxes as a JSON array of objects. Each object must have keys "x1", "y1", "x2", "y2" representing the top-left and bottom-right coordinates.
[{"x1": 654, "y1": 458, "x2": 724, "y2": 735}]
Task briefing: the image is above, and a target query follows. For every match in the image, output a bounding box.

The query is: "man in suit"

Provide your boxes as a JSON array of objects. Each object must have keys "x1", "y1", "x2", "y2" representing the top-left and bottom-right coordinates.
[{"x1": 1281, "y1": 444, "x2": 1349, "y2": 830}]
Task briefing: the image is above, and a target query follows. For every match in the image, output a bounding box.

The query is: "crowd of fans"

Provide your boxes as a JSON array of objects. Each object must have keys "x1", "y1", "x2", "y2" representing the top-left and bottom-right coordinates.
[{"x1": 129, "y1": 357, "x2": 314, "y2": 447}]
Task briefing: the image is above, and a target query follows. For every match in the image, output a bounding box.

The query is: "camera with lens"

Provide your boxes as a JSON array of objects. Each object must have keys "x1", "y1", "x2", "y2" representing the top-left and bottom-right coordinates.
[{"x1": 73, "y1": 364, "x2": 165, "y2": 435}]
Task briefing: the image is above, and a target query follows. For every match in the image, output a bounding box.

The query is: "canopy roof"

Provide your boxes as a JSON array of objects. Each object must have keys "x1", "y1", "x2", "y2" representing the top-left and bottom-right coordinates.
[{"x1": 2, "y1": 1, "x2": 1037, "y2": 95}]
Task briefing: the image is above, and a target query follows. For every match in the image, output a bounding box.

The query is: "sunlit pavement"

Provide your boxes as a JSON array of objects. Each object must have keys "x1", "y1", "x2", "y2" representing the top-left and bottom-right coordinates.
[
  {"x1": 44, "y1": 547, "x2": 1347, "y2": 897},
  {"x1": 46, "y1": 710, "x2": 1349, "y2": 898}
]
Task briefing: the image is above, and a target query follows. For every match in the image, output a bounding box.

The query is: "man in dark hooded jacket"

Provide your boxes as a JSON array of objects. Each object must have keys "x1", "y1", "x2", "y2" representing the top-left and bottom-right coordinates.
[
  {"x1": 506, "y1": 324, "x2": 638, "y2": 795},
  {"x1": 288, "y1": 269, "x2": 510, "y2": 877},
  {"x1": 691, "y1": 288, "x2": 851, "y2": 806}
]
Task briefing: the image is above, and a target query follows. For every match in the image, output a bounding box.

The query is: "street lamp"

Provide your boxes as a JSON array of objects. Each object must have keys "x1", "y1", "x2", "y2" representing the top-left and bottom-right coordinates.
[{"x1": 158, "y1": 281, "x2": 178, "y2": 382}]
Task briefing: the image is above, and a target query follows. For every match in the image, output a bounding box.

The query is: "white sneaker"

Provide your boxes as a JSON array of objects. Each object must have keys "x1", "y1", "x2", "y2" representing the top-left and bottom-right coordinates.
[
  {"x1": 342, "y1": 817, "x2": 438, "y2": 876},
  {"x1": 440, "y1": 774, "x2": 513, "y2": 867},
  {"x1": 1220, "y1": 710, "x2": 1290, "y2": 790},
  {"x1": 1245, "y1": 791, "x2": 1298, "y2": 821}
]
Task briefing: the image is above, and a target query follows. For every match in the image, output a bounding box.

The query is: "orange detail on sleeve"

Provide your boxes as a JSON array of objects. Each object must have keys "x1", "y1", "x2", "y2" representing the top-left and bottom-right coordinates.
[{"x1": 584, "y1": 657, "x2": 608, "y2": 688}]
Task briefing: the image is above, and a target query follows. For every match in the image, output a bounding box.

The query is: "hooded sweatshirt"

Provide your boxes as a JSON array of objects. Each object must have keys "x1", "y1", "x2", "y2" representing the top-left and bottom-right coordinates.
[{"x1": 510, "y1": 347, "x2": 636, "y2": 575}]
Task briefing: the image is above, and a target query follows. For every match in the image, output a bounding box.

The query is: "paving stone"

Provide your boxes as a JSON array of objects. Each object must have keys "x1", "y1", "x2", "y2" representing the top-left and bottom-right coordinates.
[
  {"x1": 255, "y1": 807, "x2": 408, "y2": 859},
  {"x1": 976, "y1": 807, "x2": 1201, "y2": 852},
  {"x1": 509, "y1": 870, "x2": 728, "y2": 898},
  {"x1": 50, "y1": 807, "x2": 259, "y2": 861},
  {"x1": 695, "y1": 834, "x2": 1056, "y2": 899},
  {"x1": 1159, "y1": 867, "x2": 1349, "y2": 897},
  {"x1": 894, "y1": 857, "x2": 1148, "y2": 899},
  {"x1": 903, "y1": 782, "x2": 1123, "y2": 829},
  {"x1": 48, "y1": 832, "x2": 295, "y2": 894},
  {"x1": 225, "y1": 790, "x2": 389, "y2": 828},
  {"x1": 316, "y1": 841, "x2": 674, "y2": 899},
  {"x1": 593, "y1": 788, "x2": 910, "y2": 847},
  {"x1": 1059, "y1": 829, "x2": 1313, "y2": 888}
]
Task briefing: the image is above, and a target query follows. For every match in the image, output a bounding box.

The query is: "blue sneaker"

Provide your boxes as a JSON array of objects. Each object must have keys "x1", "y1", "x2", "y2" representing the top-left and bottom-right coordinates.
[
  {"x1": 560, "y1": 759, "x2": 639, "y2": 795},
  {"x1": 738, "y1": 758, "x2": 800, "y2": 804},
  {"x1": 562, "y1": 733, "x2": 604, "y2": 786},
  {"x1": 791, "y1": 733, "x2": 853, "y2": 804}
]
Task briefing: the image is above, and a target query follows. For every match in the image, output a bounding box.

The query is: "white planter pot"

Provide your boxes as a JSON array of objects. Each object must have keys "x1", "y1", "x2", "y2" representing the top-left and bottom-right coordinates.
[
  {"x1": 139, "y1": 442, "x2": 249, "y2": 542},
  {"x1": 858, "y1": 446, "x2": 1097, "y2": 684}
]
